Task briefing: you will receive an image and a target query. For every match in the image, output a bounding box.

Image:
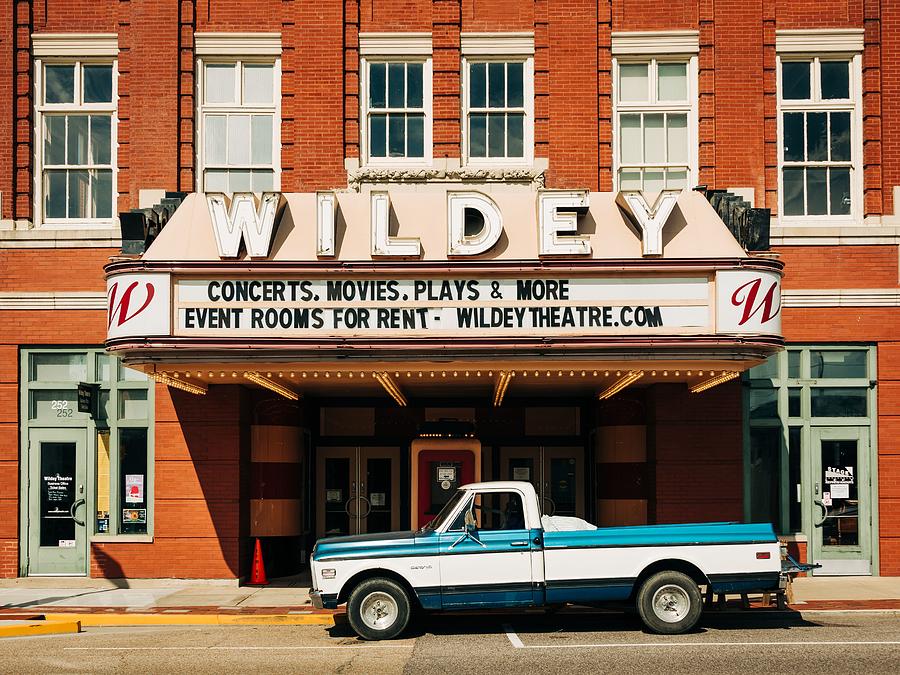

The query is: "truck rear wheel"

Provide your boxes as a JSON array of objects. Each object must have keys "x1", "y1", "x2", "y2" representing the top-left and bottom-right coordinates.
[
  {"x1": 636, "y1": 570, "x2": 702, "y2": 635},
  {"x1": 347, "y1": 577, "x2": 411, "y2": 641}
]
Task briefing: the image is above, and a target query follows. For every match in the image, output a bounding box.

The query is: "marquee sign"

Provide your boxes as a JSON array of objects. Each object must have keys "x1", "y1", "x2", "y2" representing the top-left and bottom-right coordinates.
[{"x1": 106, "y1": 270, "x2": 782, "y2": 341}]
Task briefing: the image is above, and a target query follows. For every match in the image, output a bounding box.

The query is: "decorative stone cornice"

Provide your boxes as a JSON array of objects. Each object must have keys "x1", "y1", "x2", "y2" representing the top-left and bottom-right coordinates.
[{"x1": 347, "y1": 166, "x2": 545, "y2": 191}]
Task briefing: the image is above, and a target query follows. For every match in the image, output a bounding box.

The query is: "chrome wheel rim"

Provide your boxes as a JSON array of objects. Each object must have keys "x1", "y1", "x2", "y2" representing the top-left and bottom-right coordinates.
[
  {"x1": 359, "y1": 591, "x2": 398, "y2": 631},
  {"x1": 651, "y1": 584, "x2": 691, "y2": 623}
]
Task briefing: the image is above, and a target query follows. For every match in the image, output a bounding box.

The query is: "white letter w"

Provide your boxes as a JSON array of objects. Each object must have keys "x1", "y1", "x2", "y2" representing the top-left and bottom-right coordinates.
[{"x1": 207, "y1": 192, "x2": 283, "y2": 259}]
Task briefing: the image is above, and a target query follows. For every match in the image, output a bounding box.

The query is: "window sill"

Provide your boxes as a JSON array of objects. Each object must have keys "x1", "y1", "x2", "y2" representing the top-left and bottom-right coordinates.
[
  {"x1": 0, "y1": 225, "x2": 122, "y2": 248},
  {"x1": 771, "y1": 223, "x2": 900, "y2": 246},
  {"x1": 91, "y1": 534, "x2": 154, "y2": 544}
]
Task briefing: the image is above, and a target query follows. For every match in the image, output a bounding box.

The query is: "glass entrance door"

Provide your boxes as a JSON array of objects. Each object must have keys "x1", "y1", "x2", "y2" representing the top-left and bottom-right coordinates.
[
  {"x1": 27, "y1": 428, "x2": 88, "y2": 575},
  {"x1": 316, "y1": 447, "x2": 400, "y2": 538},
  {"x1": 499, "y1": 446, "x2": 584, "y2": 518},
  {"x1": 810, "y1": 427, "x2": 871, "y2": 575}
]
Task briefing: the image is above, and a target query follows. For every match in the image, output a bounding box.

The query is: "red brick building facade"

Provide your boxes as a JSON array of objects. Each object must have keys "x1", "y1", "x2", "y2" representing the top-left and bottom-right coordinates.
[{"x1": 1, "y1": 1, "x2": 898, "y2": 579}]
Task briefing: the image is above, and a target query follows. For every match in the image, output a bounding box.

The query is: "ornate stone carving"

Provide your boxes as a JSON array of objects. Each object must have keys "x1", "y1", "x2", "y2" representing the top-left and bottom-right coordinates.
[{"x1": 347, "y1": 166, "x2": 546, "y2": 191}]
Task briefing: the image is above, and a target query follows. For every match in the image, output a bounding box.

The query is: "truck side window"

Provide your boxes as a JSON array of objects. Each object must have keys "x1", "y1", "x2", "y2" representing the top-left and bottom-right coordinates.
[{"x1": 474, "y1": 492, "x2": 526, "y2": 531}]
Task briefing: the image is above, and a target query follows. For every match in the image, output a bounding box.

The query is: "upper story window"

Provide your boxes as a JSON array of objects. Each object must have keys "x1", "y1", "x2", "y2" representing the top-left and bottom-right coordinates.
[
  {"x1": 37, "y1": 61, "x2": 116, "y2": 225},
  {"x1": 613, "y1": 58, "x2": 696, "y2": 192},
  {"x1": 363, "y1": 60, "x2": 431, "y2": 164},
  {"x1": 461, "y1": 33, "x2": 534, "y2": 166},
  {"x1": 198, "y1": 59, "x2": 280, "y2": 193},
  {"x1": 778, "y1": 57, "x2": 859, "y2": 220}
]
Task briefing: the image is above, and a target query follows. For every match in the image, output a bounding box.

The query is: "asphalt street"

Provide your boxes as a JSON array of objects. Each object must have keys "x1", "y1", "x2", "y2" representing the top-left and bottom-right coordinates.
[{"x1": 1, "y1": 611, "x2": 899, "y2": 674}]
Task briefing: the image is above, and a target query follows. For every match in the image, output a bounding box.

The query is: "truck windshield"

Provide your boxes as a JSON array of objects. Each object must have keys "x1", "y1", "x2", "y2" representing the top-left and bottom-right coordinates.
[{"x1": 418, "y1": 490, "x2": 467, "y2": 533}]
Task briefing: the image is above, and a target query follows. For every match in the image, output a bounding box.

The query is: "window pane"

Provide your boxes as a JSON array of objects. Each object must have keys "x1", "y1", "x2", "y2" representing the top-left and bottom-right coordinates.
[
  {"x1": 407, "y1": 63, "x2": 423, "y2": 108},
  {"x1": 830, "y1": 112, "x2": 851, "y2": 162},
  {"x1": 205, "y1": 115, "x2": 227, "y2": 165},
  {"x1": 205, "y1": 64, "x2": 236, "y2": 104},
  {"x1": 658, "y1": 63, "x2": 687, "y2": 101},
  {"x1": 83, "y1": 65, "x2": 113, "y2": 103},
  {"x1": 388, "y1": 114, "x2": 405, "y2": 157},
  {"x1": 619, "y1": 63, "x2": 648, "y2": 102},
  {"x1": 29, "y1": 389, "x2": 80, "y2": 420},
  {"x1": 749, "y1": 427, "x2": 782, "y2": 530},
  {"x1": 829, "y1": 168, "x2": 851, "y2": 216},
  {"x1": 204, "y1": 169, "x2": 228, "y2": 192},
  {"x1": 783, "y1": 167, "x2": 805, "y2": 215},
  {"x1": 620, "y1": 114, "x2": 642, "y2": 164},
  {"x1": 370, "y1": 114, "x2": 387, "y2": 157},
  {"x1": 67, "y1": 115, "x2": 89, "y2": 165},
  {"x1": 251, "y1": 170, "x2": 274, "y2": 192},
  {"x1": 243, "y1": 64, "x2": 274, "y2": 104},
  {"x1": 806, "y1": 112, "x2": 827, "y2": 161},
  {"x1": 666, "y1": 113, "x2": 687, "y2": 163},
  {"x1": 788, "y1": 351, "x2": 801, "y2": 378},
  {"x1": 806, "y1": 168, "x2": 827, "y2": 215},
  {"x1": 45, "y1": 116, "x2": 66, "y2": 165},
  {"x1": 788, "y1": 388, "x2": 801, "y2": 417},
  {"x1": 750, "y1": 356, "x2": 779, "y2": 380},
  {"x1": 643, "y1": 113, "x2": 665, "y2": 163},
  {"x1": 68, "y1": 170, "x2": 89, "y2": 218},
  {"x1": 507, "y1": 113, "x2": 524, "y2": 157},
  {"x1": 388, "y1": 63, "x2": 405, "y2": 108},
  {"x1": 229, "y1": 170, "x2": 252, "y2": 192},
  {"x1": 369, "y1": 63, "x2": 386, "y2": 108},
  {"x1": 30, "y1": 352, "x2": 87, "y2": 381},
  {"x1": 811, "y1": 387, "x2": 867, "y2": 417},
  {"x1": 469, "y1": 114, "x2": 486, "y2": 157},
  {"x1": 469, "y1": 63, "x2": 486, "y2": 108},
  {"x1": 119, "y1": 428, "x2": 148, "y2": 535},
  {"x1": 749, "y1": 388, "x2": 778, "y2": 419},
  {"x1": 46, "y1": 170, "x2": 67, "y2": 218},
  {"x1": 643, "y1": 170, "x2": 664, "y2": 194},
  {"x1": 251, "y1": 115, "x2": 273, "y2": 165},
  {"x1": 507, "y1": 62, "x2": 524, "y2": 107},
  {"x1": 810, "y1": 350, "x2": 867, "y2": 378},
  {"x1": 783, "y1": 112, "x2": 804, "y2": 162},
  {"x1": 227, "y1": 115, "x2": 251, "y2": 165},
  {"x1": 119, "y1": 389, "x2": 148, "y2": 419},
  {"x1": 487, "y1": 113, "x2": 505, "y2": 157},
  {"x1": 45, "y1": 65, "x2": 74, "y2": 103},
  {"x1": 666, "y1": 169, "x2": 688, "y2": 188},
  {"x1": 96, "y1": 354, "x2": 112, "y2": 384},
  {"x1": 619, "y1": 169, "x2": 642, "y2": 190},
  {"x1": 92, "y1": 169, "x2": 113, "y2": 218},
  {"x1": 788, "y1": 427, "x2": 802, "y2": 533},
  {"x1": 821, "y1": 61, "x2": 850, "y2": 99},
  {"x1": 407, "y1": 114, "x2": 424, "y2": 157},
  {"x1": 488, "y1": 62, "x2": 505, "y2": 108},
  {"x1": 96, "y1": 430, "x2": 111, "y2": 534},
  {"x1": 782, "y1": 61, "x2": 810, "y2": 100},
  {"x1": 90, "y1": 115, "x2": 111, "y2": 165}
]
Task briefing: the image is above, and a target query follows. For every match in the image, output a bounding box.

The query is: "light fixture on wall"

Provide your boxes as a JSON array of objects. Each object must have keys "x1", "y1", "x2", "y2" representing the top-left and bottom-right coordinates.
[
  {"x1": 243, "y1": 371, "x2": 300, "y2": 400},
  {"x1": 492, "y1": 370, "x2": 514, "y2": 407},
  {"x1": 690, "y1": 371, "x2": 740, "y2": 394},
  {"x1": 597, "y1": 371, "x2": 644, "y2": 400},
  {"x1": 373, "y1": 371, "x2": 408, "y2": 407},
  {"x1": 150, "y1": 371, "x2": 208, "y2": 396}
]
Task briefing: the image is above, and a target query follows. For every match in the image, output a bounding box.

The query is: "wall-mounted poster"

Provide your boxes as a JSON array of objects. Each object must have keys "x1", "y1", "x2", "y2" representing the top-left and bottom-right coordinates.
[{"x1": 125, "y1": 474, "x2": 144, "y2": 503}]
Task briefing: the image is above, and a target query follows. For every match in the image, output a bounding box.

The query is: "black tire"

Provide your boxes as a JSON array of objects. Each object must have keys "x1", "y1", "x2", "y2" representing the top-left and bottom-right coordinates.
[
  {"x1": 346, "y1": 577, "x2": 411, "y2": 641},
  {"x1": 636, "y1": 570, "x2": 702, "y2": 635}
]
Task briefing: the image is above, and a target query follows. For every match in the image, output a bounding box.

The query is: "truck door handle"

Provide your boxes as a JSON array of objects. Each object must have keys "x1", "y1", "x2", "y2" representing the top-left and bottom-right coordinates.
[{"x1": 510, "y1": 541, "x2": 528, "y2": 547}]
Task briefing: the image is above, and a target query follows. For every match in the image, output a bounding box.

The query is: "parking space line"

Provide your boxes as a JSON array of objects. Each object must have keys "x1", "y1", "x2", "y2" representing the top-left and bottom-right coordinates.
[
  {"x1": 503, "y1": 624, "x2": 524, "y2": 648},
  {"x1": 511, "y1": 640, "x2": 900, "y2": 650},
  {"x1": 63, "y1": 645, "x2": 410, "y2": 651}
]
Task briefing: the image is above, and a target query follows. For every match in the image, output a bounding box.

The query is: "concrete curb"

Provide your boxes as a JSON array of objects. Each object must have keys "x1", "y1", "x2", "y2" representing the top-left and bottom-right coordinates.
[
  {"x1": 43, "y1": 612, "x2": 339, "y2": 627},
  {"x1": 0, "y1": 619, "x2": 81, "y2": 638}
]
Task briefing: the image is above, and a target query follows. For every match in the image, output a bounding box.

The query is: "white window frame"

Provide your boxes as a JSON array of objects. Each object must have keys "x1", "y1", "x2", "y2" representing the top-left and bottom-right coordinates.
[
  {"x1": 611, "y1": 55, "x2": 698, "y2": 192},
  {"x1": 360, "y1": 56, "x2": 433, "y2": 167},
  {"x1": 460, "y1": 34, "x2": 534, "y2": 168},
  {"x1": 776, "y1": 54, "x2": 863, "y2": 225},
  {"x1": 195, "y1": 56, "x2": 282, "y2": 193},
  {"x1": 33, "y1": 58, "x2": 119, "y2": 228}
]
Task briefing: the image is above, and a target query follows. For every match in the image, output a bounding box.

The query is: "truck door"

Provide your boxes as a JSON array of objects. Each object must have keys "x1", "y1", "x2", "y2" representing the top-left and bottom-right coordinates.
[{"x1": 438, "y1": 489, "x2": 538, "y2": 608}]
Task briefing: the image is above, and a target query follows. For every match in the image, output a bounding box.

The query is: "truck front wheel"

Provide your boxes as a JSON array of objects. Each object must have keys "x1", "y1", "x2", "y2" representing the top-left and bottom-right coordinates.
[
  {"x1": 636, "y1": 570, "x2": 702, "y2": 635},
  {"x1": 347, "y1": 577, "x2": 411, "y2": 641}
]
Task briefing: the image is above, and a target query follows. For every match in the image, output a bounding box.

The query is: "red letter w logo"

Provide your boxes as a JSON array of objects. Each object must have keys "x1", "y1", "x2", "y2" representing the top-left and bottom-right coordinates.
[
  {"x1": 730, "y1": 278, "x2": 780, "y2": 326},
  {"x1": 108, "y1": 281, "x2": 155, "y2": 328}
]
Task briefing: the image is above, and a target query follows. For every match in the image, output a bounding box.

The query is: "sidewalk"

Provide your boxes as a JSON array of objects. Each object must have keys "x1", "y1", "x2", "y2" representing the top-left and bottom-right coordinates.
[{"x1": 1, "y1": 575, "x2": 899, "y2": 626}]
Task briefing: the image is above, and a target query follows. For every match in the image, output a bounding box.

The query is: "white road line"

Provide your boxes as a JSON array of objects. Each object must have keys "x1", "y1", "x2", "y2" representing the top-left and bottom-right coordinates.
[
  {"x1": 514, "y1": 640, "x2": 900, "y2": 650},
  {"x1": 63, "y1": 645, "x2": 409, "y2": 651},
  {"x1": 503, "y1": 623, "x2": 524, "y2": 648}
]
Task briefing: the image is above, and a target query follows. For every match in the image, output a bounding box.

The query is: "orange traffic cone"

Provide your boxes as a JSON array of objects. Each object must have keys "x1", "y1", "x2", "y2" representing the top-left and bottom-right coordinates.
[{"x1": 248, "y1": 538, "x2": 268, "y2": 585}]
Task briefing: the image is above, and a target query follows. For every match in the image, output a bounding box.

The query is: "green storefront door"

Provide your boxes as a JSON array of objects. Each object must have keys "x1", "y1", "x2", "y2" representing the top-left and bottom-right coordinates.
[
  {"x1": 810, "y1": 427, "x2": 871, "y2": 575},
  {"x1": 27, "y1": 428, "x2": 88, "y2": 575}
]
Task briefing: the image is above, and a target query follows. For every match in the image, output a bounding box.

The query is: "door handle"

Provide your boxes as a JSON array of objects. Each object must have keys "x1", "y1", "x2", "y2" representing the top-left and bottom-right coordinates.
[
  {"x1": 70, "y1": 498, "x2": 86, "y2": 527},
  {"x1": 510, "y1": 541, "x2": 528, "y2": 547},
  {"x1": 814, "y1": 499, "x2": 829, "y2": 527}
]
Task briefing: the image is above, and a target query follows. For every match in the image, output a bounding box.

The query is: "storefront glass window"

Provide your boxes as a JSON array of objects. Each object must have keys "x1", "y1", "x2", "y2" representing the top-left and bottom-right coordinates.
[
  {"x1": 810, "y1": 350, "x2": 867, "y2": 379},
  {"x1": 30, "y1": 353, "x2": 87, "y2": 382},
  {"x1": 811, "y1": 387, "x2": 867, "y2": 417},
  {"x1": 749, "y1": 427, "x2": 781, "y2": 528},
  {"x1": 119, "y1": 428, "x2": 148, "y2": 535},
  {"x1": 788, "y1": 388, "x2": 801, "y2": 417},
  {"x1": 749, "y1": 388, "x2": 778, "y2": 419},
  {"x1": 788, "y1": 350, "x2": 801, "y2": 378}
]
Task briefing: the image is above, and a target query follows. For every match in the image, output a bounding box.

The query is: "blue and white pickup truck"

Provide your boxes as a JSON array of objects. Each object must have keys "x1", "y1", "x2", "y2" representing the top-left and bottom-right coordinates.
[{"x1": 310, "y1": 481, "x2": 785, "y2": 640}]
